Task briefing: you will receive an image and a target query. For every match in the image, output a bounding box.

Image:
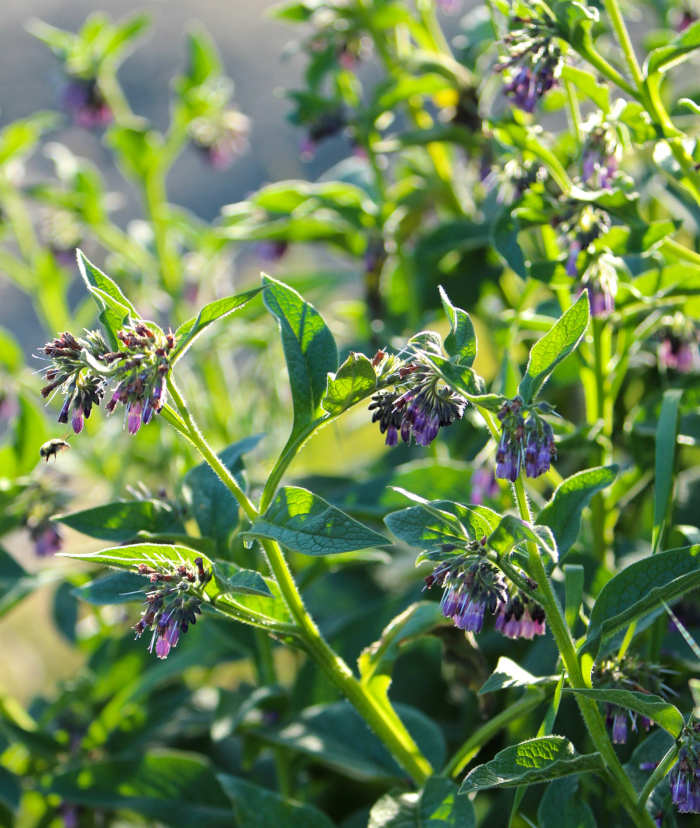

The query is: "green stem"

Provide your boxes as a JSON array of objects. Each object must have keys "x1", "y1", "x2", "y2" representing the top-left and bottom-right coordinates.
[
  {"x1": 511, "y1": 476, "x2": 656, "y2": 828},
  {"x1": 444, "y1": 689, "x2": 546, "y2": 778},
  {"x1": 602, "y1": 0, "x2": 644, "y2": 89},
  {"x1": 660, "y1": 237, "x2": 700, "y2": 267},
  {"x1": 166, "y1": 375, "x2": 433, "y2": 785},
  {"x1": 143, "y1": 166, "x2": 181, "y2": 294},
  {"x1": 564, "y1": 79, "x2": 583, "y2": 147},
  {"x1": 637, "y1": 743, "x2": 679, "y2": 808}
]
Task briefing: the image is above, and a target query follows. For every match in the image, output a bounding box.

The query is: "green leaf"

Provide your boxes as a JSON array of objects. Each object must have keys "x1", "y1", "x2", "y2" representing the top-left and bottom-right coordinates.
[
  {"x1": 536, "y1": 466, "x2": 617, "y2": 556},
  {"x1": 459, "y1": 737, "x2": 603, "y2": 794},
  {"x1": 564, "y1": 689, "x2": 684, "y2": 737},
  {"x1": 646, "y1": 20, "x2": 700, "y2": 75},
  {"x1": 322, "y1": 352, "x2": 376, "y2": 415},
  {"x1": 584, "y1": 545, "x2": 700, "y2": 652},
  {"x1": 256, "y1": 701, "x2": 444, "y2": 782},
  {"x1": 218, "y1": 775, "x2": 334, "y2": 828},
  {"x1": 72, "y1": 571, "x2": 145, "y2": 605},
  {"x1": 518, "y1": 292, "x2": 590, "y2": 403},
  {"x1": 0, "y1": 112, "x2": 59, "y2": 166},
  {"x1": 479, "y1": 657, "x2": 557, "y2": 695},
  {"x1": 593, "y1": 220, "x2": 676, "y2": 256},
  {"x1": 384, "y1": 505, "x2": 467, "y2": 551},
  {"x1": 358, "y1": 602, "x2": 451, "y2": 693},
  {"x1": 537, "y1": 777, "x2": 595, "y2": 828},
  {"x1": 369, "y1": 776, "x2": 475, "y2": 828},
  {"x1": 212, "y1": 562, "x2": 272, "y2": 597},
  {"x1": 653, "y1": 389, "x2": 683, "y2": 553},
  {"x1": 263, "y1": 275, "x2": 337, "y2": 437},
  {"x1": 52, "y1": 581, "x2": 79, "y2": 643},
  {"x1": 46, "y1": 749, "x2": 234, "y2": 826},
  {"x1": 56, "y1": 499, "x2": 185, "y2": 543},
  {"x1": 564, "y1": 564, "x2": 584, "y2": 631},
  {"x1": 488, "y1": 515, "x2": 557, "y2": 562},
  {"x1": 560, "y1": 66, "x2": 610, "y2": 112},
  {"x1": 172, "y1": 288, "x2": 262, "y2": 362},
  {"x1": 180, "y1": 435, "x2": 262, "y2": 544},
  {"x1": 493, "y1": 210, "x2": 527, "y2": 278},
  {"x1": 13, "y1": 394, "x2": 49, "y2": 476},
  {"x1": 76, "y1": 249, "x2": 136, "y2": 347},
  {"x1": 61, "y1": 543, "x2": 211, "y2": 574},
  {"x1": 438, "y1": 286, "x2": 477, "y2": 367},
  {"x1": 245, "y1": 486, "x2": 388, "y2": 556}
]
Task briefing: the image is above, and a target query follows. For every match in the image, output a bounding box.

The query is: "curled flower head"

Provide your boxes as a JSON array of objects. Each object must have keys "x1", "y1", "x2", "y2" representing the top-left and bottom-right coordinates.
[
  {"x1": 668, "y1": 724, "x2": 700, "y2": 815},
  {"x1": 496, "y1": 14, "x2": 562, "y2": 113},
  {"x1": 300, "y1": 107, "x2": 346, "y2": 160},
  {"x1": 369, "y1": 356, "x2": 467, "y2": 448},
  {"x1": 39, "y1": 330, "x2": 110, "y2": 434},
  {"x1": 62, "y1": 77, "x2": 112, "y2": 128},
  {"x1": 132, "y1": 557, "x2": 212, "y2": 660},
  {"x1": 658, "y1": 314, "x2": 698, "y2": 373},
  {"x1": 580, "y1": 255, "x2": 618, "y2": 318},
  {"x1": 581, "y1": 119, "x2": 620, "y2": 190},
  {"x1": 190, "y1": 108, "x2": 251, "y2": 169},
  {"x1": 423, "y1": 543, "x2": 546, "y2": 640},
  {"x1": 41, "y1": 210, "x2": 83, "y2": 267},
  {"x1": 495, "y1": 398, "x2": 556, "y2": 481},
  {"x1": 104, "y1": 323, "x2": 175, "y2": 434},
  {"x1": 559, "y1": 204, "x2": 611, "y2": 280}
]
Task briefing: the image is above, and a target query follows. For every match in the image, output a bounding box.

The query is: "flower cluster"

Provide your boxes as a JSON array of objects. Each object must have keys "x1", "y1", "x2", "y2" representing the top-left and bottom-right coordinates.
[
  {"x1": 496, "y1": 15, "x2": 562, "y2": 113},
  {"x1": 592, "y1": 654, "x2": 674, "y2": 745},
  {"x1": 369, "y1": 358, "x2": 466, "y2": 448},
  {"x1": 190, "y1": 108, "x2": 251, "y2": 169},
  {"x1": 658, "y1": 314, "x2": 698, "y2": 373},
  {"x1": 561, "y1": 205, "x2": 611, "y2": 279},
  {"x1": 39, "y1": 322, "x2": 175, "y2": 436},
  {"x1": 581, "y1": 119, "x2": 619, "y2": 190},
  {"x1": 668, "y1": 719, "x2": 700, "y2": 814},
  {"x1": 104, "y1": 323, "x2": 174, "y2": 434},
  {"x1": 423, "y1": 542, "x2": 546, "y2": 640},
  {"x1": 495, "y1": 398, "x2": 556, "y2": 481},
  {"x1": 579, "y1": 255, "x2": 618, "y2": 318},
  {"x1": 62, "y1": 77, "x2": 112, "y2": 128},
  {"x1": 40, "y1": 330, "x2": 110, "y2": 434},
  {"x1": 132, "y1": 557, "x2": 211, "y2": 660}
]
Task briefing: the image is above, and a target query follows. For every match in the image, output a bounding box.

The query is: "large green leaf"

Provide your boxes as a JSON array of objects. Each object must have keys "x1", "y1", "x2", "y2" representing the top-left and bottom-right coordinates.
[
  {"x1": 0, "y1": 766, "x2": 21, "y2": 813},
  {"x1": 564, "y1": 689, "x2": 684, "y2": 737},
  {"x1": 56, "y1": 499, "x2": 184, "y2": 543},
  {"x1": 172, "y1": 288, "x2": 262, "y2": 362},
  {"x1": 263, "y1": 275, "x2": 337, "y2": 437},
  {"x1": 245, "y1": 486, "x2": 388, "y2": 555},
  {"x1": 72, "y1": 571, "x2": 145, "y2": 605},
  {"x1": 479, "y1": 657, "x2": 557, "y2": 695},
  {"x1": 459, "y1": 737, "x2": 603, "y2": 794},
  {"x1": 369, "y1": 776, "x2": 475, "y2": 828},
  {"x1": 218, "y1": 775, "x2": 334, "y2": 828},
  {"x1": 518, "y1": 293, "x2": 590, "y2": 402},
  {"x1": 537, "y1": 777, "x2": 595, "y2": 828},
  {"x1": 76, "y1": 249, "x2": 136, "y2": 347},
  {"x1": 537, "y1": 466, "x2": 617, "y2": 556},
  {"x1": 46, "y1": 750, "x2": 234, "y2": 826},
  {"x1": 256, "y1": 701, "x2": 444, "y2": 782},
  {"x1": 488, "y1": 515, "x2": 557, "y2": 563},
  {"x1": 180, "y1": 435, "x2": 262, "y2": 544},
  {"x1": 584, "y1": 545, "x2": 700, "y2": 652}
]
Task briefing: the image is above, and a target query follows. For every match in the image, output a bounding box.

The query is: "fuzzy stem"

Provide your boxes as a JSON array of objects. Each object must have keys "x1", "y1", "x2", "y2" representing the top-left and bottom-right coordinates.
[{"x1": 637, "y1": 743, "x2": 679, "y2": 808}]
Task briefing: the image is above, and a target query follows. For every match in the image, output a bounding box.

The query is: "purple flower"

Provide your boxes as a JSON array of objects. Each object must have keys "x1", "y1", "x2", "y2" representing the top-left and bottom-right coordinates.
[
  {"x1": 565, "y1": 241, "x2": 582, "y2": 277},
  {"x1": 369, "y1": 361, "x2": 467, "y2": 449},
  {"x1": 31, "y1": 524, "x2": 63, "y2": 557},
  {"x1": 495, "y1": 399, "x2": 556, "y2": 481},
  {"x1": 497, "y1": 17, "x2": 561, "y2": 113},
  {"x1": 470, "y1": 468, "x2": 499, "y2": 505},
  {"x1": 257, "y1": 241, "x2": 289, "y2": 262},
  {"x1": 191, "y1": 110, "x2": 251, "y2": 170},
  {"x1": 427, "y1": 557, "x2": 506, "y2": 634},
  {"x1": 493, "y1": 595, "x2": 546, "y2": 640},
  {"x1": 62, "y1": 78, "x2": 112, "y2": 128},
  {"x1": 669, "y1": 750, "x2": 700, "y2": 814},
  {"x1": 579, "y1": 256, "x2": 617, "y2": 318},
  {"x1": 659, "y1": 325, "x2": 698, "y2": 373}
]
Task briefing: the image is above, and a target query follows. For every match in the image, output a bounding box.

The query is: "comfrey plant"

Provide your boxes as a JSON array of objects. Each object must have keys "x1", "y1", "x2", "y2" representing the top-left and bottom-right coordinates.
[{"x1": 0, "y1": 1, "x2": 699, "y2": 826}]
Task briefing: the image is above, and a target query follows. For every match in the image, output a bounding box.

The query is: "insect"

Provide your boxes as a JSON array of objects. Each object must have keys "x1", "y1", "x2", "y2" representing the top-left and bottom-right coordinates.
[{"x1": 39, "y1": 438, "x2": 70, "y2": 462}]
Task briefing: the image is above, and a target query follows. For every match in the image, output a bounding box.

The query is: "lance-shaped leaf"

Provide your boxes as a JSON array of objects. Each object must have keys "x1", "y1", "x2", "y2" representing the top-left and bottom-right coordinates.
[
  {"x1": 459, "y1": 736, "x2": 603, "y2": 794},
  {"x1": 172, "y1": 287, "x2": 262, "y2": 362},
  {"x1": 479, "y1": 657, "x2": 558, "y2": 695},
  {"x1": 55, "y1": 499, "x2": 184, "y2": 543},
  {"x1": 243, "y1": 486, "x2": 388, "y2": 556},
  {"x1": 518, "y1": 292, "x2": 589, "y2": 403},
  {"x1": 439, "y1": 286, "x2": 476, "y2": 366},
  {"x1": 537, "y1": 466, "x2": 617, "y2": 556},
  {"x1": 653, "y1": 389, "x2": 683, "y2": 552},
  {"x1": 584, "y1": 545, "x2": 700, "y2": 652},
  {"x1": 322, "y1": 352, "x2": 376, "y2": 415},
  {"x1": 646, "y1": 19, "x2": 700, "y2": 75},
  {"x1": 76, "y1": 249, "x2": 137, "y2": 348},
  {"x1": 369, "y1": 776, "x2": 475, "y2": 828},
  {"x1": 564, "y1": 689, "x2": 684, "y2": 737},
  {"x1": 61, "y1": 543, "x2": 211, "y2": 573},
  {"x1": 72, "y1": 571, "x2": 145, "y2": 605},
  {"x1": 263, "y1": 275, "x2": 337, "y2": 437},
  {"x1": 358, "y1": 602, "x2": 451, "y2": 698}
]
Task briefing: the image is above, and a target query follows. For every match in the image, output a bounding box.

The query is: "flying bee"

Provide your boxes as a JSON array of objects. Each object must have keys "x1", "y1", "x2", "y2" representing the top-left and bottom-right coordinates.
[{"x1": 39, "y1": 437, "x2": 70, "y2": 462}]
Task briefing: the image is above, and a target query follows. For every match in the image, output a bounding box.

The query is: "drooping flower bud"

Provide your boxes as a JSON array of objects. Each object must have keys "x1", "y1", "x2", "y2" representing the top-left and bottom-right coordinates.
[
  {"x1": 495, "y1": 398, "x2": 556, "y2": 481},
  {"x1": 657, "y1": 314, "x2": 698, "y2": 373},
  {"x1": 190, "y1": 109, "x2": 251, "y2": 169},
  {"x1": 62, "y1": 77, "x2": 112, "y2": 128}
]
